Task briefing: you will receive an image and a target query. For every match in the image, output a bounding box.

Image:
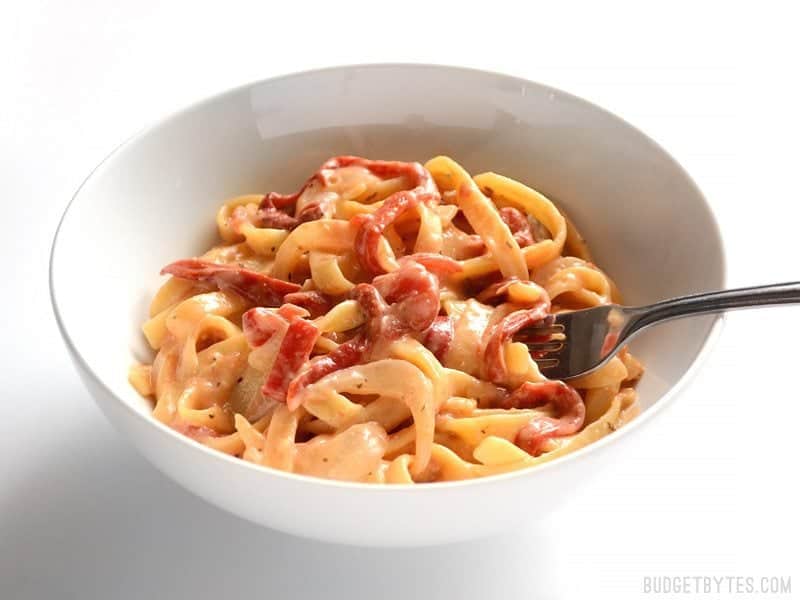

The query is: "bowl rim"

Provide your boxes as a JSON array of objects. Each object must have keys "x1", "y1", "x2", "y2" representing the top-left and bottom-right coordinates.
[{"x1": 49, "y1": 62, "x2": 728, "y2": 492}]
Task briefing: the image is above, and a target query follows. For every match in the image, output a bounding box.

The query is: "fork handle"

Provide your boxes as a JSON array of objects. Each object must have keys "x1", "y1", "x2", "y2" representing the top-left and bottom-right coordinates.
[{"x1": 629, "y1": 281, "x2": 800, "y2": 331}]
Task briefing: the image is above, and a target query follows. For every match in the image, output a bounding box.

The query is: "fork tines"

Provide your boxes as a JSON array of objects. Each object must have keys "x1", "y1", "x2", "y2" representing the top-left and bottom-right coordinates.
[
  {"x1": 533, "y1": 357, "x2": 560, "y2": 369},
  {"x1": 516, "y1": 317, "x2": 566, "y2": 368},
  {"x1": 515, "y1": 319, "x2": 565, "y2": 344}
]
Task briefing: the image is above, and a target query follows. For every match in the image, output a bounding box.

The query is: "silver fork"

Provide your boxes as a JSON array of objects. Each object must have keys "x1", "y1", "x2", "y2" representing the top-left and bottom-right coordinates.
[{"x1": 517, "y1": 282, "x2": 800, "y2": 380}]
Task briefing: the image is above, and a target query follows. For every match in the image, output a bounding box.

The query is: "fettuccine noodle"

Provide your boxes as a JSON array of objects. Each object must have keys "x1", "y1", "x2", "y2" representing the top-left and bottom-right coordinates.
[{"x1": 130, "y1": 156, "x2": 643, "y2": 483}]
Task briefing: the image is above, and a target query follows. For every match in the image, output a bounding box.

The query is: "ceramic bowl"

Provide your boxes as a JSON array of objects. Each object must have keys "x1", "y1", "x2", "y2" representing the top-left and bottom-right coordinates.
[{"x1": 50, "y1": 64, "x2": 725, "y2": 546}]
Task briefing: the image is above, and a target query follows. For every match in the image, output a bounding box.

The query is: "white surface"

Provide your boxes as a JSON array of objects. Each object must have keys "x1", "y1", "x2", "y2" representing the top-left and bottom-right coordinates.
[
  {"x1": 51, "y1": 63, "x2": 724, "y2": 546},
  {"x1": 2, "y1": 1, "x2": 798, "y2": 597}
]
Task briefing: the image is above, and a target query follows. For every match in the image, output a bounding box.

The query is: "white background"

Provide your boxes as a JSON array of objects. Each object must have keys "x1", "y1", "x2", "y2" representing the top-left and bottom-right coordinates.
[{"x1": 1, "y1": 2, "x2": 798, "y2": 599}]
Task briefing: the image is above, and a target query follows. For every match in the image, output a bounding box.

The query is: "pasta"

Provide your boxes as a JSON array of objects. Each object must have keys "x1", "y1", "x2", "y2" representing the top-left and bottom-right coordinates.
[{"x1": 130, "y1": 156, "x2": 643, "y2": 483}]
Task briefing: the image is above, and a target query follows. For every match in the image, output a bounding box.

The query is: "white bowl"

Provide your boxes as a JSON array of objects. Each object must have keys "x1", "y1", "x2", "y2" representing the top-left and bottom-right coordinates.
[{"x1": 50, "y1": 64, "x2": 725, "y2": 546}]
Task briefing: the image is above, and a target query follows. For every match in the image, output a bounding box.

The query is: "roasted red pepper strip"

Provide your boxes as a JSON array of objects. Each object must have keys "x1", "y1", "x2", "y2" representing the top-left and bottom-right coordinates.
[
  {"x1": 399, "y1": 253, "x2": 462, "y2": 277},
  {"x1": 262, "y1": 317, "x2": 319, "y2": 402},
  {"x1": 352, "y1": 193, "x2": 417, "y2": 274},
  {"x1": 374, "y1": 260, "x2": 441, "y2": 332},
  {"x1": 257, "y1": 193, "x2": 300, "y2": 230},
  {"x1": 499, "y1": 206, "x2": 535, "y2": 248},
  {"x1": 421, "y1": 316, "x2": 454, "y2": 362},
  {"x1": 260, "y1": 190, "x2": 303, "y2": 210},
  {"x1": 501, "y1": 381, "x2": 585, "y2": 456},
  {"x1": 284, "y1": 283, "x2": 385, "y2": 409},
  {"x1": 348, "y1": 159, "x2": 440, "y2": 275},
  {"x1": 285, "y1": 334, "x2": 369, "y2": 410},
  {"x1": 242, "y1": 308, "x2": 283, "y2": 347},
  {"x1": 454, "y1": 206, "x2": 535, "y2": 259},
  {"x1": 284, "y1": 257, "x2": 451, "y2": 408},
  {"x1": 350, "y1": 283, "x2": 390, "y2": 323},
  {"x1": 161, "y1": 259, "x2": 300, "y2": 306},
  {"x1": 283, "y1": 290, "x2": 334, "y2": 319},
  {"x1": 476, "y1": 277, "x2": 522, "y2": 304},
  {"x1": 257, "y1": 156, "x2": 439, "y2": 235},
  {"x1": 242, "y1": 306, "x2": 319, "y2": 404},
  {"x1": 242, "y1": 304, "x2": 307, "y2": 347},
  {"x1": 319, "y1": 156, "x2": 437, "y2": 184},
  {"x1": 484, "y1": 301, "x2": 550, "y2": 384}
]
